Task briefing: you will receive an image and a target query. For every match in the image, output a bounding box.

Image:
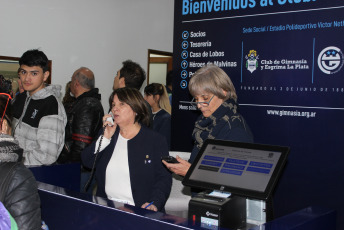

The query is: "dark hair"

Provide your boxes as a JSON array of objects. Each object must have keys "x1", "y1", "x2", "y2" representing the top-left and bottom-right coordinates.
[
  {"x1": 144, "y1": 83, "x2": 171, "y2": 114},
  {"x1": 0, "y1": 75, "x2": 13, "y2": 95},
  {"x1": 166, "y1": 70, "x2": 173, "y2": 87},
  {"x1": 119, "y1": 60, "x2": 146, "y2": 90},
  {"x1": 19, "y1": 49, "x2": 49, "y2": 73},
  {"x1": 109, "y1": 87, "x2": 150, "y2": 126},
  {"x1": 62, "y1": 81, "x2": 76, "y2": 106}
]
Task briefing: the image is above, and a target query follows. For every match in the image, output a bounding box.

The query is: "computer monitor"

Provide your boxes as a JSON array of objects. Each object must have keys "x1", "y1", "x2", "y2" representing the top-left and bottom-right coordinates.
[{"x1": 183, "y1": 139, "x2": 289, "y2": 200}]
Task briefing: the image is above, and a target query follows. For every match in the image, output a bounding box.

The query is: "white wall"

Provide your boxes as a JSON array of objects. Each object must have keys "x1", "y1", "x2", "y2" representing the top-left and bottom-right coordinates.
[
  {"x1": 149, "y1": 63, "x2": 168, "y2": 85},
  {"x1": 0, "y1": 0, "x2": 174, "y2": 112}
]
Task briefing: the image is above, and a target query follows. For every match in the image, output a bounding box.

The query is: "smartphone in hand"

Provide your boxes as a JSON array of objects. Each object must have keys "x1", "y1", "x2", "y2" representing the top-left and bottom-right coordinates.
[
  {"x1": 106, "y1": 112, "x2": 114, "y2": 126},
  {"x1": 162, "y1": 156, "x2": 179, "y2": 164}
]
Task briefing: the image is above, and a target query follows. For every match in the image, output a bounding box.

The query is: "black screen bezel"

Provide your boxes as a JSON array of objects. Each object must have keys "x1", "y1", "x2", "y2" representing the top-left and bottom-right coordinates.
[{"x1": 182, "y1": 139, "x2": 289, "y2": 200}]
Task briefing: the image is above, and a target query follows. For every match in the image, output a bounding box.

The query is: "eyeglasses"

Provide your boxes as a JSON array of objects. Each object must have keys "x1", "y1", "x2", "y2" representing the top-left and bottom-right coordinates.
[
  {"x1": 0, "y1": 93, "x2": 12, "y2": 129},
  {"x1": 190, "y1": 95, "x2": 214, "y2": 107}
]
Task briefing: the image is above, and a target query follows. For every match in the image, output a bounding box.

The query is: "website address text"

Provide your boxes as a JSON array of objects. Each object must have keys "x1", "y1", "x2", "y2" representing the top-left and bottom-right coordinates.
[{"x1": 266, "y1": 110, "x2": 316, "y2": 118}]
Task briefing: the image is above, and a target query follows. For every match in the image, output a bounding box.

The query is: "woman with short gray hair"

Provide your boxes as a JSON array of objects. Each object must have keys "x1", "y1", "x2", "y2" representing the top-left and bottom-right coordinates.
[
  {"x1": 189, "y1": 64, "x2": 237, "y2": 102},
  {"x1": 163, "y1": 64, "x2": 253, "y2": 176}
]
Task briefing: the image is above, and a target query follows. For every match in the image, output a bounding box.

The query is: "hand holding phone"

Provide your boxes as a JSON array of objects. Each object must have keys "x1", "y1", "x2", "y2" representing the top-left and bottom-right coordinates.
[
  {"x1": 162, "y1": 156, "x2": 179, "y2": 164},
  {"x1": 162, "y1": 155, "x2": 191, "y2": 176},
  {"x1": 106, "y1": 112, "x2": 114, "y2": 126}
]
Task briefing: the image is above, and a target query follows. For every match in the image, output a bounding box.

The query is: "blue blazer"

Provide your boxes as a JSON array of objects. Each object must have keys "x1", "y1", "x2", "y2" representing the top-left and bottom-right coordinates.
[{"x1": 81, "y1": 125, "x2": 172, "y2": 211}]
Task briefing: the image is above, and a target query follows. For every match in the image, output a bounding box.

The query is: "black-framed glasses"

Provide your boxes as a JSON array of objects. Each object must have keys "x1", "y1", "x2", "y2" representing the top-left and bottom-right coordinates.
[
  {"x1": 189, "y1": 95, "x2": 214, "y2": 107},
  {"x1": 0, "y1": 93, "x2": 12, "y2": 129}
]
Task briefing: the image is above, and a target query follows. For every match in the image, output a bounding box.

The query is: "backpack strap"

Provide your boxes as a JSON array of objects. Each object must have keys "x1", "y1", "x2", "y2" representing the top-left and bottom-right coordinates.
[{"x1": 0, "y1": 162, "x2": 19, "y2": 203}]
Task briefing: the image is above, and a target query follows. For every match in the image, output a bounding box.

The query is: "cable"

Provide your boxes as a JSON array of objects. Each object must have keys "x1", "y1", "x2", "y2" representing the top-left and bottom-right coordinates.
[{"x1": 83, "y1": 126, "x2": 106, "y2": 192}]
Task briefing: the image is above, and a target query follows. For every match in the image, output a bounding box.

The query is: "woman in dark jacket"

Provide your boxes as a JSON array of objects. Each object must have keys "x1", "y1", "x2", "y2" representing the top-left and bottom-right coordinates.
[
  {"x1": 82, "y1": 88, "x2": 171, "y2": 212},
  {"x1": 0, "y1": 92, "x2": 41, "y2": 230},
  {"x1": 144, "y1": 83, "x2": 171, "y2": 149},
  {"x1": 163, "y1": 64, "x2": 253, "y2": 176}
]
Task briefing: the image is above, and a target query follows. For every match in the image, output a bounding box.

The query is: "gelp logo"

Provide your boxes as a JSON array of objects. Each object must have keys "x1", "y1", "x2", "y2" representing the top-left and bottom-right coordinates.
[
  {"x1": 245, "y1": 50, "x2": 259, "y2": 73},
  {"x1": 318, "y1": 46, "x2": 344, "y2": 74}
]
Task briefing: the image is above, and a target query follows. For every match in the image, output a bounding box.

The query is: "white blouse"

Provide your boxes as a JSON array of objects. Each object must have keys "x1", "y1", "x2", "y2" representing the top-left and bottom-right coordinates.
[{"x1": 104, "y1": 134, "x2": 134, "y2": 205}]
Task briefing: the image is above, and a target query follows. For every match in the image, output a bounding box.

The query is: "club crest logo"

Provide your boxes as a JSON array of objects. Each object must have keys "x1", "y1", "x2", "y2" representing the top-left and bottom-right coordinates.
[
  {"x1": 246, "y1": 50, "x2": 259, "y2": 73},
  {"x1": 318, "y1": 46, "x2": 344, "y2": 74}
]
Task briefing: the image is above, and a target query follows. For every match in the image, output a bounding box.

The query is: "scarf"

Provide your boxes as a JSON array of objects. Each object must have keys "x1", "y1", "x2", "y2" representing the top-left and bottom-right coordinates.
[
  {"x1": 0, "y1": 134, "x2": 22, "y2": 163},
  {"x1": 192, "y1": 98, "x2": 239, "y2": 152}
]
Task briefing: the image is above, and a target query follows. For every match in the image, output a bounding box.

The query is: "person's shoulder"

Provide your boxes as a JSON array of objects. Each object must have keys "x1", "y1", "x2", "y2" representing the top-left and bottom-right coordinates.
[
  {"x1": 74, "y1": 96, "x2": 104, "y2": 113},
  {"x1": 31, "y1": 85, "x2": 58, "y2": 99},
  {"x1": 157, "y1": 109, "x2": 170, "y2": 118},
  {"x1": 44, "y1": 94, "x2": 59, "y2": 103},
  {"x1": 140, "y1": 125, "x2": 163, "y2": 138},
  {"x1": 0, "y1": 162, "x2": 34, "y2": 184},
  {"x1": 30, "y1": 86, "x2": 59, "y2": 105},
  {"x1": 227, "y1": 113, "x2": 247, "y2": 126},
  {"x1": 12, "y1": 92, "x2": 27, "y2": 105},
  {"x1": 10, "y1": 164, "x2": 38, "y2": 195},
  {"x1": 139, "y1": 126, "x2": 167, "y2": 146},
  {"x1": 83, "y1": 96, "x2": 103, "y2": 106},
  {"x1": 12, "y1": 163, "x2": 34, "y2": 180},
  {"x1": 220, "y1": 113, "x2": 253, "y2": 142},
  {"x1": 38, "y1": 95, "x2": 59, "y2": 112},
  {"x1": 16, "y1": 92, "x2": 27, "y2": 99},
  {"x1": 157, "y1": 109, "x2": 167, "y2": 115}
]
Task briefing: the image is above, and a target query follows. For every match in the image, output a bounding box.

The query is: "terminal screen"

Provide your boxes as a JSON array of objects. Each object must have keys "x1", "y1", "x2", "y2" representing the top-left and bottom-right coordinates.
[{"x1": 183, "y1": 139, "x2": 289, "y2": 200}]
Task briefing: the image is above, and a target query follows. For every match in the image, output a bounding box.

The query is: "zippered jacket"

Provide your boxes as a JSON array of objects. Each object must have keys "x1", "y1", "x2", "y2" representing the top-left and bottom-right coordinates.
[
  {"x1": 12, "y1": 85, "x2": 67, "y2": 166},
  {"x1": 0, "y1": 134, "x2": 41, "y2": 230},
  {"x1": 58, "y1": 88, "x2": 104, "y2": 164}
]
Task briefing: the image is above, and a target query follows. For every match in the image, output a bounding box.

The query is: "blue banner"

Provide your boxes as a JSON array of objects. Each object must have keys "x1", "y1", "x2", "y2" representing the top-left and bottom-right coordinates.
[{"x1": 172, "y1": 1, "x2": 344, "y2": 228}]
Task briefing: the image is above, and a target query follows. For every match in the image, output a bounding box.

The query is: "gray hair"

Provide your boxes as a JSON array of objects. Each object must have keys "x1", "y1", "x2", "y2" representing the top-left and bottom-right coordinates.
[
  {"x1": 189, "y1": 64, "x2": 237, "y2": 101},
  {"x1": 75, "y1": 67, "x2": 95, "y2": 89}
]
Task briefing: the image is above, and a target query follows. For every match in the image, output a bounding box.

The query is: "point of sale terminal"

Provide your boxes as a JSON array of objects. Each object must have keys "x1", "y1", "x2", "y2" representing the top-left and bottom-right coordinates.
[{"x1": 183, "y1": 139, "x2": 289, "y2": 230}]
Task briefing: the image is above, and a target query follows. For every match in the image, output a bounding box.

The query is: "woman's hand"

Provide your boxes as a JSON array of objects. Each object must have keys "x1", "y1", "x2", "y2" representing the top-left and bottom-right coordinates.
[
  {"x1": 103, "y1": 114, "x2": 117, "y2": 139},
  {"x1": 162, "y1": 155, "x2": 191, "y2": 177},
  {"x1": 141, "y1": 202, "x2": 158, "y2": 212}
]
